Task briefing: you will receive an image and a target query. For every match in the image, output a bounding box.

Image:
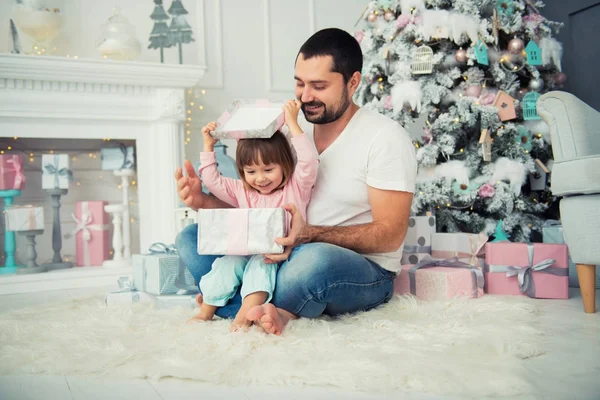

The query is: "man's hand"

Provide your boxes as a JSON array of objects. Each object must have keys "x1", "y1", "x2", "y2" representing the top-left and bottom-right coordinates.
[
  {"x1": 174, "y1": 160, "x2": 206, "y2": 211},
  {"x1": 263, "y1": 203, "x2": 310, "y2": 264}
]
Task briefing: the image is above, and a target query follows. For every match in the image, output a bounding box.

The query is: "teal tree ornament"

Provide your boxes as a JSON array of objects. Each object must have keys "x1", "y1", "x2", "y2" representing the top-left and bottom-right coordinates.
[
  {"x1": 167, "y1": 0, "x2": 194, "y2": 64},
  {"x1": 496, "y1": 0, "x2": 515, "y2": 17},
  {"x1": 491, "y1": 220, "x2": 510, "y2": 242},
  {"x1": 525, "y1": 41, "x2": 542, "y2": 66},
  {"x1": 522, "y1": 92, "x2": 541, "y2": 120},
  {"x1": 474, "y1": 40, "x2": 489, "y2": 66},
  {"x1": 148, "y1": 0, "x2": 172, "y2": 63},
  {"x1": 515, "y1": 126, "x2": 533, "y2": 151}
]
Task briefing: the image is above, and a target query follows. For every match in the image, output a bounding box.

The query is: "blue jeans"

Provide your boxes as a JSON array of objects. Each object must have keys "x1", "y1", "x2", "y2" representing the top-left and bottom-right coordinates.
[{"x1": 175, "y1": 223, "x2": 396, "y2": 319}]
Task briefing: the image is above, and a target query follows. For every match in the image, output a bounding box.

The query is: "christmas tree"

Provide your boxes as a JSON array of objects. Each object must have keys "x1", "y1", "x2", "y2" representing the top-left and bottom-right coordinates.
[
  {"x1": 167, "y1": 0, "x2": 195, "y2": 64},
  {"x1": 354, "y1": 0, "x2": 566, "y2": 242},
  {"x1": 148, "y1": 0, "x2": 172, "y2": 63}
]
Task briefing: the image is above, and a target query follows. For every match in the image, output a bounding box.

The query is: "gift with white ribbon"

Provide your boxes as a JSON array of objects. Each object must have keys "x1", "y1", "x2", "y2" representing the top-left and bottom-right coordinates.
[
  {"x1": 64, "y1": 201, "x2": 110, "y2": 266},
  {"x1": 431, "y1": 232, "x2": 488, "y2": 269},
  {"x1": 105, "y1": 276, "x2": 197, "y2": 308}
]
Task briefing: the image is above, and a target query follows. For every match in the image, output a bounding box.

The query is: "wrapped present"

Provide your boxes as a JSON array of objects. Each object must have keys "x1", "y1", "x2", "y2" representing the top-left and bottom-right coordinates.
[
  {"x1": 0, "y1": 154, "x2": 26, "y2": 190},
  {"x1": 132, "y1": 243, "x2": 196, "y2": 295},
  {"x1": 106, "y1": 277, "x2": 197, "y2": 309},
  {"x1": 42, "y1": 154, "x2": 72, "y2": 190},
  {"x1": 4, "y1": 205, "x2": 44, "y2": 231},
  {"x1": 100, "y1": 145, "x2": 135, "y2": 170},
  {"x1": 65, "y1": 201, "x2": 111, "y2": 266},
  {"x1": 484, "y1": 242, "x2": 569, "y2": 299},
  {"x1": 542, "y1": 220, "x2": 600, "y2": 288},
  {"x1": 197, "y1": 208, "x2": 286, "y2": 255},
  {"x1": 394, "y1": 257, "x2": 485, "y2": 301},
  {"x1": 401, "y1": 215, "x2": 436, "y2": 265},
  {"x1": 211, "y1": 99, "x2": 285, "y2": 140},
  {"x1": 431, "y1": 232, "x2": 488, "y2": 268}
]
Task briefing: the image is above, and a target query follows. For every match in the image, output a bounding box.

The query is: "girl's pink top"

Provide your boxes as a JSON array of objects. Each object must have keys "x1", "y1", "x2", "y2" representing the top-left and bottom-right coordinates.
[{"x1": 198, "y1": 133, "x2": 318, "y2": 221}]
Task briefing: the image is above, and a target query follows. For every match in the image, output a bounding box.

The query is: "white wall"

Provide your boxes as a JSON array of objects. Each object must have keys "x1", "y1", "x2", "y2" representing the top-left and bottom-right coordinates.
[{"x1": 0, "y1": 0, "x2": 370, "y2": 261}]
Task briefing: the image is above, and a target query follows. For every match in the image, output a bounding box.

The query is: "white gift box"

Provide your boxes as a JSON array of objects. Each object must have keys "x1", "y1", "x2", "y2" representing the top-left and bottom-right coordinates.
[
  {"x1": 105, "y1": 291, "x2": 197, "y2": 309},
  {"x1": 4, "y1": 205, "x2": 44, "y2": 231},
  {"x1": 211, "y1": 99, "x2": 285, "y2": 140},
  {"x1": 197, "y1": 208, "x2": 286, "y2": 255},
  {"x1": 431, "y1": 232, "x2": 488, "y2": 268},
  {"x1": 100, "y1": 146, "x2": 135, "y2": 170},
  {"x1": 401, "y1": 215, "x2": 436, "y2": 265},
  {"x1": 42, "y1": 154, "x2": 72, "y2": 189}
]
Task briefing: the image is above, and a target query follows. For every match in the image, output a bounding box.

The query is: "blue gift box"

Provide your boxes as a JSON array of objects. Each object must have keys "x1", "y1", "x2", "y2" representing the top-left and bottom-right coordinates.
[
  {"x1": 101, "y1": 146, "x2": 135, "y2": 170},
  {"x1": 542, "y1": 220, "x2": 600, "y2": 288}
]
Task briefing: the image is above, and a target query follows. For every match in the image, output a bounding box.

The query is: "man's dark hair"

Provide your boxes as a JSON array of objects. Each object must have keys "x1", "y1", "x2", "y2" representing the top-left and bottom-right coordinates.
[{"x1": 297, "y1": 28, "x2": 363, "y2": 83}]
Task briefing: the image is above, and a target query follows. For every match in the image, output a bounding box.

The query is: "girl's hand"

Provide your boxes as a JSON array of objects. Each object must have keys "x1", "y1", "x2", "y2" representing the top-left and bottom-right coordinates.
[
  {"x1": 283, "y1": 99, "x2": 303, "y2": 136},
  {"x1": 202, "y1": 122, "x2": 219, "y2": 152}
]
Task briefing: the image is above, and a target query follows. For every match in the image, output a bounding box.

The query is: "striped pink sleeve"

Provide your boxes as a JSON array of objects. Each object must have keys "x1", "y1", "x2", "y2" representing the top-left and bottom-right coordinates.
[{"x1": 198, "y1": 152, "x2": 242, "y2": 208}]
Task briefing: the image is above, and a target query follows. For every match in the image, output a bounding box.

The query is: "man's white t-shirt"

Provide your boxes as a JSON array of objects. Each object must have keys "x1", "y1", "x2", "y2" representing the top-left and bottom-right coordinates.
[{"x1": 297, "y1": 107, "x2": 417, "y2": 273}]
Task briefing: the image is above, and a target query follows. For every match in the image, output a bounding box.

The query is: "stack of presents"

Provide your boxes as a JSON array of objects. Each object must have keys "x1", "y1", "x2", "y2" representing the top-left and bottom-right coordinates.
[
  {"x1": 1, "y1": 145, "x2": 134, "y2": 269},
  {"x1": 395, "y1": 213, "x2": 597, "y2": 301}
]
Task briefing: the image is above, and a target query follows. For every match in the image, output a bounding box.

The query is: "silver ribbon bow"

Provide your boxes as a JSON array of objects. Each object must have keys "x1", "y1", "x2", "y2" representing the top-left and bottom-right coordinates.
[
  {"x1": 148, "y1": 242, "x2": 178, "y2": 254},
  {"x1": 409, "y1": 257, "x2": 485, "y2": 298},
  {"x1": 485, "y1": 244, "x2": 568, "y2": 298},
  {"x1": 44, "y1": 154, "x2": 73, "y2": 189}
]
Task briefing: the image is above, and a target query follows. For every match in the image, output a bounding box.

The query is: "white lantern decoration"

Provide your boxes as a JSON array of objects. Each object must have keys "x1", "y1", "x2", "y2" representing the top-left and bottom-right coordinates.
[{"x1": 411, "y1": 45, "x2": 434, "y2": 75}]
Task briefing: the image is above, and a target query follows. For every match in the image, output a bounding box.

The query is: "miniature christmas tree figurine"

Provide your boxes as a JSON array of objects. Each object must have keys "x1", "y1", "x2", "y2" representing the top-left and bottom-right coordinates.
[
  {"x1": 148, "y1": 0, "x2": 172, "y2": 63},
  {"x1": 167, "y1": 0, "x2": 194, "y2": 64}
]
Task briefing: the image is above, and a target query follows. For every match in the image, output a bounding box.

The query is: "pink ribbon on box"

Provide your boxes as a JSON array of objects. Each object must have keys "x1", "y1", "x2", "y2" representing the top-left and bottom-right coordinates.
[
  {"x1": 65, "y1": 202, "x2": 110, "y2": 266},
  {"x1": 432, "y1": 233, "x2": 488, "y2": 268},
  {"x1": 227, "y1": 209, "x2": 249, "y2": 255},
  {"x1": 217, "y1": 111, "x2": 231, "y2": 127},
  {"x1": 3, "y1": 155, "x2": 26, "y2": 189},
  {"x1": 255, "y1": 99, "x2": 270, "y2": 107}
]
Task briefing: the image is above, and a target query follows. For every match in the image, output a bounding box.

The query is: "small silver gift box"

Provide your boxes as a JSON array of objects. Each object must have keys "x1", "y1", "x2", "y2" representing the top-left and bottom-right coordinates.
[
  {"x1": 42, "y1": 154, "x2": 72, "y2": 190},
  {"x1": 132, "y1": 245, "x2": 196, "y2": 295},
  {"x1": 105, "y1": 291, "x2": 197, "y2": 309},
  {"x1": 4, "y1": 205, "x2": 44, "y2": 231},
  {"x1": 197, "y1": 208, "x2": 286, "y2": 255}
]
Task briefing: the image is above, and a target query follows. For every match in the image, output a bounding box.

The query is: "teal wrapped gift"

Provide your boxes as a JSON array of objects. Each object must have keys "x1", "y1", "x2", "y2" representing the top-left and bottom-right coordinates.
[
  {"x1": 101, "y1": 145, "x2": 135, "y2": 170},
  {"x1": 542, "y1": 220, "x2": 600, "y2": 288},
  {"x1": 131, "y1": 243, "x2": 196, "y2": 295}
]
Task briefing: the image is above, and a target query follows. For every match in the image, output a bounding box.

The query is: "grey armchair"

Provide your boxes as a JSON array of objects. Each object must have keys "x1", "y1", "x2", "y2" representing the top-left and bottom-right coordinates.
[{"x1": 537, "y1": 91, "x2": 600, "y2": 313}]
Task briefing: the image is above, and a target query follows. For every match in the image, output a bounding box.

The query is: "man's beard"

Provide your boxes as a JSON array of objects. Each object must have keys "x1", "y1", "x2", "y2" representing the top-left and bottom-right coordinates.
[{"x1": 301, "y1": 86, "x2": 351, "y2": 125}]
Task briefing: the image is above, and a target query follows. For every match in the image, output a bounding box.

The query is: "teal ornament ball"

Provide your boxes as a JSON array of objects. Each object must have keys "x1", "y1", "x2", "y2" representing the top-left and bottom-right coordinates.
[{"x1": 515, "y1": 126, "x2": 533, "y2": 151}]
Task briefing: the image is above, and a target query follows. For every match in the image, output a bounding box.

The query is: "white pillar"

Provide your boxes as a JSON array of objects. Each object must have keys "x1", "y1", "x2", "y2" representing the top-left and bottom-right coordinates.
[
  {"x1": 136, "y1": 88, "x2": 186, "y2": 251},
  {"x1": 114, "y1": 168, "x2": 135, "y2": 260},
  {"x1": 103, "y1": 204, "x2": 128, "y2": 269}
]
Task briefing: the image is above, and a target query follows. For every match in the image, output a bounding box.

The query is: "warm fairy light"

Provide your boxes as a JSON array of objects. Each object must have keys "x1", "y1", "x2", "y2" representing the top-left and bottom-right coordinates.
[
  {"x1": 13, "y1": 136, "x2": 17, "y2": 140},
  {"x1": 89, "y1": 153, "x2": 93, "y2": 158},
  {"x1": 99, "y1": 175, "x2": 103, "y2": 180},
  {"x1": 378, "y1": 77, "x2": 383, "y2": 82},
  {"x1": 201, "y1": 89, "x2": 206, "y2": 95},
  {"x1": 187, "y1": 117, "x2": 192, "y2": 121},
  {"x1": 190, "y1": 102, "x2": 194, "y2": 106},
  {"x1": 77, "y1": 182, "x2": 81, "y2": 186},
  {"x1": 118, "y1": 184, "x2": 122, "y2": 189},
  {"x1": 29, "y1": 157, "x2": 34, "y2": 162},
  {"x1": 187, "y1": 89, "x2": 192, "y2": 94},
  {"x1": 7, "y1": 146, "x2": 11, "y2": 150},
  {"x1": 460, "y1": 148, "x2": 464, "y2": 152},
  {"x1": 50, "y1": 150, "x2": 54, "y2": 154},
  {"x1": 454, "y1": 118, "x2": 460, "y2": 122},
  {"x1": 131, "y1": 180, "x2": 136, "y2": 186},
  {"x1": 130, "y1": 218, "x2": 135, "y2": 223},
  {"x1": 29, "y1": 153, "x2": 33, "y2": 157}
]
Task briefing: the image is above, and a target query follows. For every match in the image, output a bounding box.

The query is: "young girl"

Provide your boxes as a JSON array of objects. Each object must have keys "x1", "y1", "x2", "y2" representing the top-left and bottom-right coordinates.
[{"x1": 191, "y1": 99, "x2": 318, "y2": 332}]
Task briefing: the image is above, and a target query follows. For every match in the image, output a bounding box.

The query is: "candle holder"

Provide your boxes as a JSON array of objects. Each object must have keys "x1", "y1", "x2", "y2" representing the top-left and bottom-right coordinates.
[
  {"x1": 0, "y1": 189, "x2": 21, "y2": 274},
  {"x1": 43, "y1": 188, "x2": 73, "y2": 271},
  {"x1": 16, "y1": 229, "x2": 46, "y2": 274}
]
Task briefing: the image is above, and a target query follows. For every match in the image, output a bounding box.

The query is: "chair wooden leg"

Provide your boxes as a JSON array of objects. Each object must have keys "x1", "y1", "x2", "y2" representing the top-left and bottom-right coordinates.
[{"x1": 576, "y1": 264, "x2": 596, "y2": 313}]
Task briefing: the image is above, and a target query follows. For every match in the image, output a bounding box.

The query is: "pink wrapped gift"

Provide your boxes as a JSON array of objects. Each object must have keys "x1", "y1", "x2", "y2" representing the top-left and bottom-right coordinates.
[
  {"x1": 431, "y1": 232, "x2": 488, "y2": 268},
  {"x1": 0, "y1": 154, "x2": 26, "y2": 190},
  {"x1": 484, "y1": 242, "x2": 569, "y2": 299},
  {"x1": 67, "y1": 201, "x2": 111, "y2": 266},
  {"x1": 394, "y1": 258, "x2": 485, "y2": 301}
]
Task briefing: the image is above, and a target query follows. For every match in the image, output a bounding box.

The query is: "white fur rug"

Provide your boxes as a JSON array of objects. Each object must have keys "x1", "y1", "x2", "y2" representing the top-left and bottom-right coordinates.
[{"x1": 0, "y1": 294, "x2": 546, "y2": 397}]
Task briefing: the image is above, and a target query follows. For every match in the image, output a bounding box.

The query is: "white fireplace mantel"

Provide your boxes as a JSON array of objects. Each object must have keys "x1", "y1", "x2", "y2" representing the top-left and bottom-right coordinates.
[{"x1": 0, "y1": 53, "x2": 206, "y2": 261}]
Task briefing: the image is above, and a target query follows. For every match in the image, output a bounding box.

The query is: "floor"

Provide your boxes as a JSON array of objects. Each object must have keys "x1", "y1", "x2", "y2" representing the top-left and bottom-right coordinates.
[{"x1": 0, "y1": 286, "x2": 598, "y2": 400}]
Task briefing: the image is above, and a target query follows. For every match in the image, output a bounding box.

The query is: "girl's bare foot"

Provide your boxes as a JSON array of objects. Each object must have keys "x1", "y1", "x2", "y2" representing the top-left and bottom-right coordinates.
[
  {"x1": 246, "y1": 304, "x2": 294, "y2": 336},
  {"x1": 229, "y1": 291, "x2": 269, "y2": 333},
  {"x1": 229, "y1": 316, "x2": 252, "y2": 332},
  {"x1": 188, "y1": 297, "x2": 217, "y2": 322}
]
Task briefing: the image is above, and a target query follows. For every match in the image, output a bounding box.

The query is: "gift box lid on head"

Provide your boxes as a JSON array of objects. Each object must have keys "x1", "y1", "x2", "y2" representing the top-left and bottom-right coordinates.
[{"x1": 211, "y1": 99, "x2": 285, "y2": 140}]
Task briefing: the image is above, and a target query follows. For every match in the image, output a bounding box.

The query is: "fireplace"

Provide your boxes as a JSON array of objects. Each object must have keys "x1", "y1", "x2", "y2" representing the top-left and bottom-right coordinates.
[{"x1": 0, "y1": 54, "x2": 205, "y2": 293}]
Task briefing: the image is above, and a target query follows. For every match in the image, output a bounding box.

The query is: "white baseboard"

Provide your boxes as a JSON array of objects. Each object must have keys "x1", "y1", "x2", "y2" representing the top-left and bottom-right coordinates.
[{"x1": 0, "y1": 266, "x2": 131, "y2": 295}]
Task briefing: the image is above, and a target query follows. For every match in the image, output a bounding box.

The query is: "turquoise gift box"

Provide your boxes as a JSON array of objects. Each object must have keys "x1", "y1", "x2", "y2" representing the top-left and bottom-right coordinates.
[{"x1": 542, "y1": 220, "x2": 600, "y2": 288}]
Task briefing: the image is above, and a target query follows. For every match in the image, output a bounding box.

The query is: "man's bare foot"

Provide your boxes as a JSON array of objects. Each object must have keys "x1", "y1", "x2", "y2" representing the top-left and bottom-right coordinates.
[{"x1": 246, "y1": 304, "x2": 292, "y2": 336}]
